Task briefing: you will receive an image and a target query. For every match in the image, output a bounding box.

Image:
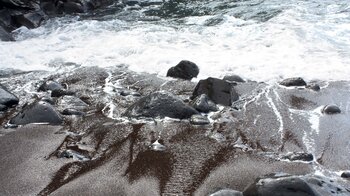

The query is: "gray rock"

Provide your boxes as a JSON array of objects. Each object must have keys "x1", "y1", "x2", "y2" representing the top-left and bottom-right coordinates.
[
  {"x1": 0, "y1": 25, "x2": 13, "y2": 41},
  {"x1": 190, "y1": 114, "x2": 210, "y2": 125},
  {"x1": 9, "y1": 101, "x2": 63, "y2": 125},
  {"x1": 279, "y1": 77, "x2": 307, "y2": 87},
  {"x1": 321, "y1": 105, "x2": 341, "y2": 114},
  {"x1": 0, "y1": 84, "x2": 19, "y2": 107},
  {"x1": 192, "y1": 77, "x2": 239, "y2": 106},
  {"x1": 12, "y1": 12, "x2": 44, "y2": 29},
  {"x1": 123, "y1": 91, "x2": 199, "y2": 119},
  {"x1": 51, "y1": 89, "x2": 75, "y2": 97},
  {"x1": 243, "y1": 173, "x2": 320, "y2": 196},
  {"x1": 167, "y1": 60, "x2": 199, "y2": 80},
  {"x1": 38, "y1": 80, "x2": 64, "y2": 92},
  {"x1": 209, "y1": 189, "x2": 243, "y2": 196},
  {"x1": 223, "y1": 75, "x2": 245, "y2": 83},
  {"x1": 341, "y1": 171, "x2": 350, "y2": 178},
  {"x1": 191, "y1": 94, "x2": 218, "y2": 113}
]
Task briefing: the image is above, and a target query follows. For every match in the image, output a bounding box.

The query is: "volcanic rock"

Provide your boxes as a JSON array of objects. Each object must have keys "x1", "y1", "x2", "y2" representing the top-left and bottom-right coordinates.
[
  {"x1": 0, "y1": 25, "x2": 13, "y2": 41},
  {"x1": 223, "y1": 75, "x2": 245, "y2": 83},
  {"x1": 191, "y1": 94, "x2": 218, "y2": 113},
  {"x1": 51, "y1": 89, "x2": 75, "y2": 97},
  {"x1": 38, "y1": 80, "x2": 64, "y2": 92},
  {"x1": 279, "y1": 77, "x2": 307, "y2": 87},
  {"x1": 0, "y1": 84, "x2": 19, "y2": 107},
  {"x1": 321, "y1": 105, "x2": 341, "y2": 114},
  {"x1": 12, "y1": 12, "x2": 44, "y2": 29},
  {"x1": 166, "y1": 60, "x2": 199, "y2": 80},
  {"x1": 243, "y1": 173, "x2": 319, "y2": 196},
  {"x1": 123, "y1": 91, "x2": 198, "y2": 119},
  {"x1": 192, "y1": 77, "x2": 238, "y2": 106},
  {"x1": 341, "y1": 171, "x2": 350, "y2": 179},
  {"x1": 9, "y1": 101, "x2": 63, "y2": 125}
]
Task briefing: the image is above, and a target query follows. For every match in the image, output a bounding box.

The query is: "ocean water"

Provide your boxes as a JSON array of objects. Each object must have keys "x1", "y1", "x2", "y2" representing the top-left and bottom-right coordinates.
[{"x1": 1, "y1": 0, "x2": 350, "y2": 83}]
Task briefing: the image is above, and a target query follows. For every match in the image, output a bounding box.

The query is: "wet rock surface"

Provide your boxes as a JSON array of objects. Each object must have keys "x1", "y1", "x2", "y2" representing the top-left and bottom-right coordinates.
[
  {"x1": 0, "y1": 84, "x2": 19, "y2": 108},
  {"x1": 192, "y1": 77, "x2": 239, "y2": 106},
  {"x1": 124, "y1": 91, "x2": 198, "y2": 119},
  {"x1": 9, "y1": 101, "x2": 63, "y2": 125},
  {"x1": 279, "y1": 77, "x2": 307, "y2": 87},
  {"x1": 0, "y1": 68, "x2": 349, "y2": 195},
  {"x1": 190, "y1": 114, "x2": 210, "y2": 125},
  {"x1": 209, "y1": 188, "x2": 243, "y2": 196},
  {"x1": 191, "y1": 94, "x2": 218, "y2": 113}
]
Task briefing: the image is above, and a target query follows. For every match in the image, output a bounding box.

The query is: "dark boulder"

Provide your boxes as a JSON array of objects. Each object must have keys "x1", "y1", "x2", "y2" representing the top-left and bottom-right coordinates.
[
  {"x1": 190, "y1": 114, "x2": 210, "y2": 125},
  {"x1": 40, "y1": 96, "x2": 55, "y2": 105},
  {"x1": 123, "y1": 91, "x2": 199, "y2": 119},
  {"x1": 0, "y1": 84, "x2": 19, "y2": 107},
  {"x1": 243, "y1": 173, "x2": 319, "y2": 196},
  {"x1": 12, "y1": 12, "x2": 44, "y2": 29},
  {"x1": 191, "y1": 94, "x2": 218, "y2": 113},
  {"x1": 192, "y1": 77, "x2": 239, "y2": 106},
  {"x1": 321, "y1": 105, "x2": 341, "y2": 115},
  {"x1": 279, "y1": 77, "x2": 307, "y2": 87},
  {"x1": 38, "y1": 80, "x2": 64, "y2": 92},
  {"x1": 0, "y1": 25, "x2": 13, "y2": 41},
  {"x1": 166, "y1": 60, "x2": 199, "y2": 80},
  {"x1": 0, "y1": 9, "x2": 12, "y2": 29},
  {"x1": 9, "y1": 101, "x2": 63, "y2": 125},
  {"x1": 209, "y1": 189, "x2": 243, "y2": 196},
  {"x1": 282, "y1": 152, "x2": 314, "y2": 162},
  {"x1": 51, "y1": 89, "x2": 75, "y2": 97},
  {"x1": 341, "y1": 171, "x2": 350, "y2": 178},
  {"x1": 223, "y1": 75, "x2": 245, "y2": 83}
]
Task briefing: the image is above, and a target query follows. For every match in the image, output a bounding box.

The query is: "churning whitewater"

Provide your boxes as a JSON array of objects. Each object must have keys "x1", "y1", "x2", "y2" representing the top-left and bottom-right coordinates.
[{"x1": 1, "y1": 0, "x2": 350, "y2": 82}]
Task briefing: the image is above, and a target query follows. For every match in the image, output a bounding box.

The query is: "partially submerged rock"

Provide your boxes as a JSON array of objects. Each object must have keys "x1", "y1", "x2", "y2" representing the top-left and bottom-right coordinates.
[
  {"x1": 341, "y1": 171, "x2": 350, "y2": 179},
  {"x1": 192, "y1": 77, "x2": 238, "y2": 106},
  {"x1": 9, "y1": 101, "x2": 63, "y2": 125},
  {"x1": 166, "y1": 60, "x2": 199, "y2": 80},
  {"x1": 223, "y1": 75, "x2": 245, "y2": 83},
  {"x1": 279, "y1": 77, "x2": 307, "y2": 87},
  {"x1": 0, "y1": 84, "x2": 19, "y2": 107},
  {"x1": 321, "y1": 105, "x2": 341, "y2": 115},
  {"x1": 123, "y1": 91, "x2": 198, "y2": 119}
]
